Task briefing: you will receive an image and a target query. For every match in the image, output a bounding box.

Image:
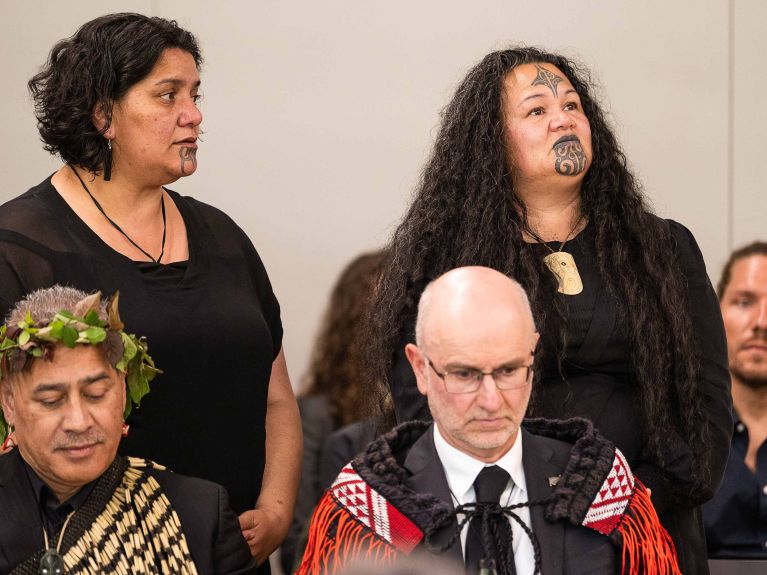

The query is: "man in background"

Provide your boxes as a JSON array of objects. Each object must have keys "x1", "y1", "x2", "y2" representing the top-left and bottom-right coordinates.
[{"x1": 705, "y1": 242, "x2": 767, "y2": 558}]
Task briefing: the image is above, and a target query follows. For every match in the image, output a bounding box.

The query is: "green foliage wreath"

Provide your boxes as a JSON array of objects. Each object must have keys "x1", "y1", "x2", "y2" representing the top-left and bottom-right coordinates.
[{"x1": 0, "y1": 292, "x2": 160, "y2": 443}]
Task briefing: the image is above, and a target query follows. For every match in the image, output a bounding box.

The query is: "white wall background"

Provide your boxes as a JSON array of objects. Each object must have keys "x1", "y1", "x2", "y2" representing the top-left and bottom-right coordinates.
[
  {"x1": 733, "y1": 0, "x2": 767, "y2": 250},
  {"x1": 1, "y1": 1, "x2": 764, "y2": 391}
]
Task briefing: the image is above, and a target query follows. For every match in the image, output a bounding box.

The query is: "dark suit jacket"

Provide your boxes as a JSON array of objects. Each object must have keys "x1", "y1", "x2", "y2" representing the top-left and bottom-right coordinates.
[
  {"x1": 403, "y1": 425, "x2": 616, "y2": 575},
  {"x1": 0, "y1": 450, "x2": 258, "y2": 575}
]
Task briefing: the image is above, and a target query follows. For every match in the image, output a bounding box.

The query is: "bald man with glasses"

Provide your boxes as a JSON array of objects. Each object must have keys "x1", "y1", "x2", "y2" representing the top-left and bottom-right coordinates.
[{"x1": 297, "y1": 267, "x2": 679, "y2": 575}]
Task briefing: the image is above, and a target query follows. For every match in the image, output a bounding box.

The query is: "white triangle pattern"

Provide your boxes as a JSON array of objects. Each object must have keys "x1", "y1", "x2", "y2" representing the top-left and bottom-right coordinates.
[
  {"x1": 582, "y1": 449, "x2": 635, "y2": 527},
  {"x1": 330, "y1": 464, "x2": 392, "y2": 541}
]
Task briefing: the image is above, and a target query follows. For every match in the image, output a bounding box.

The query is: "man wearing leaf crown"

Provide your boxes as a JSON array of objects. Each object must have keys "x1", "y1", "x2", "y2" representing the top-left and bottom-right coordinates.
[{"x1": 0, "y1": 285, "x2": 257, "y2": 574}]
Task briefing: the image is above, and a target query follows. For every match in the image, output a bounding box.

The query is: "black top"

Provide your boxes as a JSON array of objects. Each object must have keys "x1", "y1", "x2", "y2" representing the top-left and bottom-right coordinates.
[
  {"x1": 23, "y1": 460, "x2": 95, "y2": 543},
  {"x1": 388, "y1": 217, "x2": 732, "y2": 574},
  {"x1": 529, "y1": 220, "x2": 730, "y2": 515},
  {"x1": 0, "y1": 176, "x2": 283, "y2": 517},
  {"x1": 704, "y1": 413, "x2": 767, "y2": 559}
]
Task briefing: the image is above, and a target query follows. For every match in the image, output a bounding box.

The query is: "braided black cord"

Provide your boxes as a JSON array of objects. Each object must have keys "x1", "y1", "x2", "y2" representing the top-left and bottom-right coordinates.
[
  {"x1": 490, "y1": 515, "x2": 515, "y2": 575},
  {"x1": 505, "y1": 509, "x2": 543, "y2": 575},
  {"x1": 424, "y1": 499, "x2": 550, "y2": 575},
  {"x1": 484, "y1": 509, "x2": 513, "y2": 575}
]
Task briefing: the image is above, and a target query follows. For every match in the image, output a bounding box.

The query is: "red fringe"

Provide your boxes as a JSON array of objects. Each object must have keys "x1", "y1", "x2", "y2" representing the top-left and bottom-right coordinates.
[
  {"x1": 296, "y1": 491, "x2": 400, "y2": 575},
  {"x1": 618, "y1": 480, "x2": 681, "y2": 575},
  {"x1": 297, "y1": 479, "x2": 681, "y2": 575}
]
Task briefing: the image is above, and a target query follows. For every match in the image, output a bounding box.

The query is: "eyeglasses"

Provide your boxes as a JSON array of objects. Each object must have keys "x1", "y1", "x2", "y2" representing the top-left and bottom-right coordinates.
[{"x1": 424, "y1": 354, "x2": 534, "y2": 394}]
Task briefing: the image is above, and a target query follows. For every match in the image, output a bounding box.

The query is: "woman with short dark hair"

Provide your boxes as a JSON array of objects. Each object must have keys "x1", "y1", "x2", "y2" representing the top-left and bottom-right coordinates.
[
  {"x1": 368, "y1": 47, "x2": 732, "y2": 574},
  {"x1": 28, "y1": 14, "x2": 202, "y2": 179},
  {"x1": 0, "y1": 13, "x2": 301, "y2": 570}
]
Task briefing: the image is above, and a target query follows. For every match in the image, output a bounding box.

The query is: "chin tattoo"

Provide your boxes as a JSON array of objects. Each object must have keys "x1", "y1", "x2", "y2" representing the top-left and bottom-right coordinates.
[
  {"x1": 179, "y1": 147, "x2": 197, "y2": 174},
  {"x1": 554, "y1": 140, "x2": 587, "y2": 176}
]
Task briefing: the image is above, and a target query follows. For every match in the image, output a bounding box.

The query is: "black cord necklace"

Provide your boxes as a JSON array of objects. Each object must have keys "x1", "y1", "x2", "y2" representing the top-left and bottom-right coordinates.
[
  {"x1": 39, "y1": 510, "x2": 74, "y2": 575},
  {"x1": 69, "y1": 165, "x2": 166, "y2": 263}
]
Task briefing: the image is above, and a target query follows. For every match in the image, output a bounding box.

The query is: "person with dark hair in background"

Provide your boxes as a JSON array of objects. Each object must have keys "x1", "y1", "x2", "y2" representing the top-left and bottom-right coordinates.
[
  {"x1": 704, "y1": 242, "x2": 767, "y2": 559},
  {"x1": 0, "y1": 286, "x2": 257, "y2": 574},
  {"x1": 367, "y1": 46, "x2": 732, "y2": 574},
  {"x1": 0, "y1": 14, "x2": 301, "y2": 570},
  {"x1": 281, "y1": 250, "x2": 387, "y2": 573}
]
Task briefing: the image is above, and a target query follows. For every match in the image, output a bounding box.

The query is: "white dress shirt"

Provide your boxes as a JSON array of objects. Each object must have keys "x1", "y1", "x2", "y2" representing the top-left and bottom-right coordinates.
[{"x1": 433, "y1": 424, "x2": 535, "y2": 575}]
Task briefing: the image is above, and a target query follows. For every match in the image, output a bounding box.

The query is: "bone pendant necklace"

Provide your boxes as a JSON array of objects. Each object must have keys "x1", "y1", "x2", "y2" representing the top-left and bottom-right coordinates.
[
  {"x1": 543, "y1": 251, "x2": 583, "y2": 295},
  {"x1": 533, "y1": 215, "x2": 584, "y2": 296}
]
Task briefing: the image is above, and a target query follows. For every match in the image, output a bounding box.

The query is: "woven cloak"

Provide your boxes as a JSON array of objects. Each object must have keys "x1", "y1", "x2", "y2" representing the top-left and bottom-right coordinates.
[
  {"x1": 297, "y1": 419, "x2": 680, "y2": 575},
  {"x1": 11, "y1": 457, "x2": 198, "y2": 575}
]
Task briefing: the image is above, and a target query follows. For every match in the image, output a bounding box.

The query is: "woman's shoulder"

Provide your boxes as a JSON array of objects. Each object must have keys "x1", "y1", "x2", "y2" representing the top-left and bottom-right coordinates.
[
  {"x1": 644, "y1": 215, "x2": 709, "y2": 279},
  {"x1": 0, "y1": 176, "x2": 59, "y2": 227},
  {"x1": 166, "y1": 190, "x2": 255, "y2": 246},
  {"x1": 166, "y1": 190, "x2": 240, "y2": 227},
  {"x1": 661, "y1": 217, "x2": 702, "y2": 256},
  {"x1": 640, "y1": 214, "x2": 700, "y2": 250}
]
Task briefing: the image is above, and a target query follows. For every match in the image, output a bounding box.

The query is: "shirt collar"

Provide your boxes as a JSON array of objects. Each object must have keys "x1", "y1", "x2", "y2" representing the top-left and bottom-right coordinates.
[
  {"x1": 433, "y1": 423, "x2": 526, "y2": 503},
  {"x1": 21, "y1": 455, "x2": 96, "y2": 513}
]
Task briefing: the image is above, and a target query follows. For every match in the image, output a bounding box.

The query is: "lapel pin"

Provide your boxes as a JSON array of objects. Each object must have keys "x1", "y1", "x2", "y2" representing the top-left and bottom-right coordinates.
[{"x1": 548, "y1": 475, "x2": 561, "y2": 487}]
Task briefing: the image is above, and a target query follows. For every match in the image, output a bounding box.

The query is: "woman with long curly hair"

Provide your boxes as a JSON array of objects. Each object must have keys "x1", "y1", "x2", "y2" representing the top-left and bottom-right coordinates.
[{"x1": 368, "y1": 47, "x2": 731, "y2": 573}]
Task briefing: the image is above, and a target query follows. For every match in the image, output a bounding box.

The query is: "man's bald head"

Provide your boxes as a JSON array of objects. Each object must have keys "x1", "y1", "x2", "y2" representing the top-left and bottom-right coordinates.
[
  {"x1": 415, "y1": 267, "x2": 536, "y2": 350},
  {"x1": 405, "y1": 266, "x2": 539, "y2": 462}
]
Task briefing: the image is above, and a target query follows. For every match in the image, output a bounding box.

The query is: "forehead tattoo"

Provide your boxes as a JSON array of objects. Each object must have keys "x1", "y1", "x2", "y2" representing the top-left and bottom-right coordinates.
[{"x1": 531, "y1": 64, "x2": 563, "y2": 97}]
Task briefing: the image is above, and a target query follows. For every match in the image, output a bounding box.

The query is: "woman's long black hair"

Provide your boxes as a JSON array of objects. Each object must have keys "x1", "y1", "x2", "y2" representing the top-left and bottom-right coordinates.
[{"x1": 368, "y1": 47, "x2": 708, "y2": 499}]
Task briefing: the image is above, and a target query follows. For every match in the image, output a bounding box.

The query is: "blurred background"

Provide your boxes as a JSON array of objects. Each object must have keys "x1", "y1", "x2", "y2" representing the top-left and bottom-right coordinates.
[{"x1": 1, "y1": 0, "x2": 764, "y2": 390}]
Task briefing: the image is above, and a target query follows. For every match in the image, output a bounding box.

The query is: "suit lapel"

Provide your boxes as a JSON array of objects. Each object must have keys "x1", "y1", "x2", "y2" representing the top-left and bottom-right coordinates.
[
  {"x1": 522, "y1": 429, "x2": 565, "y2": 575},
  {"x1": 404, "y1": 424, "x2": 463, "y2": 565}
]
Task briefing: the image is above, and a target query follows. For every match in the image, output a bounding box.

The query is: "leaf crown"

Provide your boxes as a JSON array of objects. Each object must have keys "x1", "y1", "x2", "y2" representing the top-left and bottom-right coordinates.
[{"x1": 0, "y1": 291, "x2": 160, "y2": 443}]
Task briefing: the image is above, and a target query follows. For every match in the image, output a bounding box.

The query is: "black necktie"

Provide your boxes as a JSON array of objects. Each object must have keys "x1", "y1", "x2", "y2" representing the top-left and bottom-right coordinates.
[{"x1": 465, "y1": 465, "x2": 515, "y2": 575}]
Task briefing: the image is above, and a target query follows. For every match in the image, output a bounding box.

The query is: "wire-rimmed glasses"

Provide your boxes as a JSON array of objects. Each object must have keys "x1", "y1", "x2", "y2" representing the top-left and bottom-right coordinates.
[{"x1": 424, "y1": 354, "x2": 534, "y2": 394}]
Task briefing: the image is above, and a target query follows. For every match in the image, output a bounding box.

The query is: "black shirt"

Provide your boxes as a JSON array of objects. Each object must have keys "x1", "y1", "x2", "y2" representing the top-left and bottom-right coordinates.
[
  {"x1": 704, "y1": 413, "x2": 767, "y2": 558},
  {"x1": 0, "y1": 177, "x2": 283, "y2": 516},
  {"x1": 22, "y1": 459, "x2": 95, "y2": 543}
]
